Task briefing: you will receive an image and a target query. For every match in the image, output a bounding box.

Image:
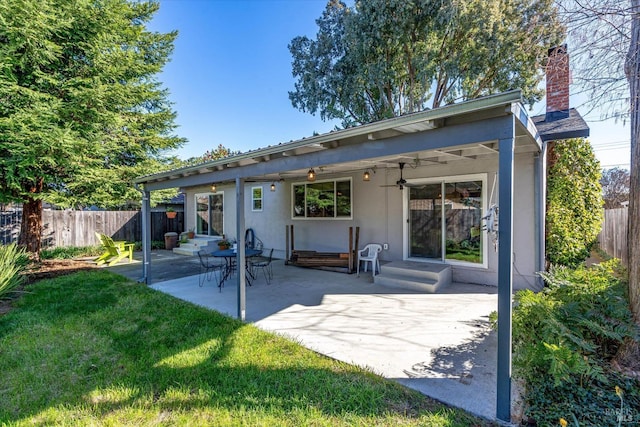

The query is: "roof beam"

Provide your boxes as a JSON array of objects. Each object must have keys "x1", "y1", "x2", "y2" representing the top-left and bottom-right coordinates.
[{"x1": 143, "y1": 115, "x2": 515, "y2": 191}]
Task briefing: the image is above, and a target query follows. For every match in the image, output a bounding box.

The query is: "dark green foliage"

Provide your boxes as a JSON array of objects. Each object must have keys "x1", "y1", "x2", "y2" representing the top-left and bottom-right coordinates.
[
  {"x1": 512, "y1": 260, "x2": 640, "y2": 425},
  {"x1": 0, "y1": 243, "x2": 31, "y2": 299},
  {"x1": 289, "y1": 0, "x2": 562, "y2": 127},
  {"x1": 40, "y1": 245, "x2": 103, "y2": 260},
  {"x1": 0, "y1": 0, "x2": 184, "y2": 243},
  {"x1": 546, "y1": 138, "x2": 603, "y2": 266},
  {"x1": 133, "y1": 240, "x2": 165, "y2": 251}
]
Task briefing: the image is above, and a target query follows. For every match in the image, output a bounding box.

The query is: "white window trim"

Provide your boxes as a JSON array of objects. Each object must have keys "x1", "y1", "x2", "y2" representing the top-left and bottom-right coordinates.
[
  {"x1": 194, "y1": 191, "x2": 224, "y2": 237},
  {"x1": 402, "y1": 173, "x2": 488, "y2": 269},
  {"x1": 251, "y1": 186, "x2": 263, "y2": 212},
  {"x1": 291, "y1": 177, "x2": 353, "y2": 220}
]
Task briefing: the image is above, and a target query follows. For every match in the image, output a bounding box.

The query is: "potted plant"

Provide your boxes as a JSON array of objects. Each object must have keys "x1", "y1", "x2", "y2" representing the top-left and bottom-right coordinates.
[
  {"x1": 217, "y1": 238, "x2": 231, "y2": 250},
  {"x1": 166, "y1": 207, "x2": 177, "y2": 219},
  {"x1": 187, "y1": 227, "x2": 195, "y2": 239}
]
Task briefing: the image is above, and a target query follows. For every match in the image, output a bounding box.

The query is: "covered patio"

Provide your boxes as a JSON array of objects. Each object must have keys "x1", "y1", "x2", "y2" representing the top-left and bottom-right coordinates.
[
  {"x1": 133, "y1": 89, "x2": 588, "y2": 422},
  {"x1": 111, "y1": 254, "x2": 502, "y2": 420}
]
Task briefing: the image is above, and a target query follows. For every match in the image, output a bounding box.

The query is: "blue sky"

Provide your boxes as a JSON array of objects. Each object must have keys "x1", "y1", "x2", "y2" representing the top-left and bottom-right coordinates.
[{"x1": 149, "y1": 0, "x2": 631, "y2": 169}]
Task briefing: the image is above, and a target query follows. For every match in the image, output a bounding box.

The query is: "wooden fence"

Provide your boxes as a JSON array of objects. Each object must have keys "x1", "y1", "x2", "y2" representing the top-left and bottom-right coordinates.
[
  {"x1": 1, "y1": 210, "x2": 184, "y2": 247},
  {"x1": 598, "y1": 207, "x2": 628, "y2": 266}
]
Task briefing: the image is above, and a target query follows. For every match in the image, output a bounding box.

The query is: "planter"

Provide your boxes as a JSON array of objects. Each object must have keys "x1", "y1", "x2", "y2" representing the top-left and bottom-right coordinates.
[
  {"x1": 166, "y1": 211, "x2": 177, "y2": 219},
  {"x1": 187, "y1": 231, "x2": 195, "y2": 239}
]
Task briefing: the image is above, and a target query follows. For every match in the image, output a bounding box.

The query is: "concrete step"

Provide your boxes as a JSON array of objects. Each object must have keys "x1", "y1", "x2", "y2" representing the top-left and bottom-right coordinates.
[
  {"x1": 374, "y1": 261, "x2": 451, "y2": 293},
  {"x1": 172, "y1": 237, "x2": 221, "y2": 256},
  {"x1": 374, "y1": 274, "x2": 441, "y2": 293}
]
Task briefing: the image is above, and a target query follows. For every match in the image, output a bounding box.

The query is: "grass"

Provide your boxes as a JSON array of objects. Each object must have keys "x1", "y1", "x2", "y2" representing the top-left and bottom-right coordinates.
[
  {"x1": 40, "y1": 245, "x2": 103, "y2": 259},
  {"x1": 0, "y1": 270, "x2": 488, "y2": 426}
]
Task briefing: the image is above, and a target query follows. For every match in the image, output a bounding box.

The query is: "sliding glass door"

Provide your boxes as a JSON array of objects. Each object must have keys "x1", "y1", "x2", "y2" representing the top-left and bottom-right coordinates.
[
  {"x1": 195, "y1": 193, "x2": 224, "y2": 236},
  {"x1": 408, "y1": 176, "x2": 485, "y2": 265}
]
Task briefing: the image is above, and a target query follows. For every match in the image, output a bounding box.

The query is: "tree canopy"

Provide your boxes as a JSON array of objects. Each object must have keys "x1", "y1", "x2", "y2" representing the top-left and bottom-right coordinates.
[
  {"x1": 289, "y1": 0, "x2": 563, "y2": 127},
  {"x1": 601, "y1": 167, "x2": 630, "y2": 209},
  {"x1": 0, "y1": 0, "x2": 184, "y2": 252}
]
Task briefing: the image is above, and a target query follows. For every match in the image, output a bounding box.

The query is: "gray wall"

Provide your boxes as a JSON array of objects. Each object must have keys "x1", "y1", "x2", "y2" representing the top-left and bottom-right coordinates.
[{"x1": 183, "y1": 153, "x2": 539, "y2": 290}]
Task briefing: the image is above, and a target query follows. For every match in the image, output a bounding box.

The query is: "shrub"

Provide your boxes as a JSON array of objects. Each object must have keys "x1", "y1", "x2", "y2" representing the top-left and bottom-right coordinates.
[
  {"x1": 512, "y1": 260, "x2": 639, "y2": 425},
  {"x1": 546, "y1": 138, "x2": 603, "y2": 267},
  {"x1": 40, "y1": 246, "x2": 103, "y2": 259},
  {"x1": 133, "y1": 240, "x2": 165, "y2": 251},
  {"x1": 0, "y1": 243, "x2": 31, "y2": 300}
]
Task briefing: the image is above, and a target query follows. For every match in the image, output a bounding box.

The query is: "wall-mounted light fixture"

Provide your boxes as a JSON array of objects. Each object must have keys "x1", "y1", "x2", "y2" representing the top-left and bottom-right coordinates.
[
  {"x1": 307, "y1": 168, "x2": 316, "y2": 182},
  {"x1": 363, "y1": 170, "x2": 371, "y2": 181},
  {"x1": 270, "y1": 182, "x2": 276, "y2": 192},
  {"x1": 211, "y1": 183, "x2": 217, "y2": 192}
]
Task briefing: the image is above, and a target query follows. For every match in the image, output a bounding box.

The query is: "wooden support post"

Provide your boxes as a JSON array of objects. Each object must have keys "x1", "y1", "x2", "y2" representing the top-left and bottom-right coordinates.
[
  {"x1": 348, "y1": 227, "x2": 353, "y2": 273},
  {"x1": 354, "y1": 226, "x2": 360, "y2": 272},
  {"x1": 290, "y1": 224, "x2": 295, "y2": 252},
  {"x1": 285, "y1": 224, "x2": 290, "y2": 264}
]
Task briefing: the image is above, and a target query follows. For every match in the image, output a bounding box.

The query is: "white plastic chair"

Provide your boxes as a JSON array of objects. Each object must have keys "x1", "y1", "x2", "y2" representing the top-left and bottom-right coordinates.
[{"x1": 357, "y1": 243, "x2": 382, "y2": 277}]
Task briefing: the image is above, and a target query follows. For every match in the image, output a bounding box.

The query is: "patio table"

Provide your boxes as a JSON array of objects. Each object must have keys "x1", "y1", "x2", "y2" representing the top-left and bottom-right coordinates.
[{"x1": 212, "y1": 248, "x2": 262, "y2": 288}]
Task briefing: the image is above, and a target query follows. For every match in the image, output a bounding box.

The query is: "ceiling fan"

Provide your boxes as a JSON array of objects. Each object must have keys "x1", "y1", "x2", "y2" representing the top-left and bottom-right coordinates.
[{"x1": 380, "y1": 162, "x2": 409, "y2": 190}]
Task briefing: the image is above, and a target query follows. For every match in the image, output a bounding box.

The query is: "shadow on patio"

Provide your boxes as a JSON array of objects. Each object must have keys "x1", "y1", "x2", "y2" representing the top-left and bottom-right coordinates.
[{"x1": 109, "y1": 250, "x2": 501, "y2": 420}]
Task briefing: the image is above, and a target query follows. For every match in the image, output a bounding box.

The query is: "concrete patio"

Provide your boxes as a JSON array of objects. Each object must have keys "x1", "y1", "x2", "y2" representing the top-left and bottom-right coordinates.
[{"x1": 109, "y1": 251, "x2": 504, "y2": 421}]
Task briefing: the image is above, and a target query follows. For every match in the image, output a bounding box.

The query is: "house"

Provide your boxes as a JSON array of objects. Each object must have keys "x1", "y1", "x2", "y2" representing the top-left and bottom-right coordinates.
[
  {"x1": 133, "y1": 46, "x2": 588, "y2": 421},
  {"x1": 135, "y1": 47, "x2": 588, "y2": 291}
]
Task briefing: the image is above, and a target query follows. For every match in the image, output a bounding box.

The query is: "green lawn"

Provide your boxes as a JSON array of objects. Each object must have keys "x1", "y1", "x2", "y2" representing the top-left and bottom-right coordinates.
[{"x1": 0, "y1": 270, "x2": 489, "y2": 426}]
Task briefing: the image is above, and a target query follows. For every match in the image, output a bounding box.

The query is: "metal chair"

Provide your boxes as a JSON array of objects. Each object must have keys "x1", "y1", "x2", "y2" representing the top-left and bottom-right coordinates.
[
  {"x1": 197, "y1": 250, "x2": 225, "y2": 290},
  {"x1": 357, "y1": 244, "x2": 382, "y2": 277},
  {"x1": 249, "y1": 248, "x2": 274, "y2": 285}
]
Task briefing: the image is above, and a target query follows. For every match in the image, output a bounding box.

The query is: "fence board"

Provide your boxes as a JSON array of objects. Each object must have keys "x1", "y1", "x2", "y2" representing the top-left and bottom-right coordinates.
[
  {"x1": 2, "y1": 210, "x2": 184, "y2": 247},
  {"x1": 598, "y1": 207, "x2": 628, "y2": 266}
]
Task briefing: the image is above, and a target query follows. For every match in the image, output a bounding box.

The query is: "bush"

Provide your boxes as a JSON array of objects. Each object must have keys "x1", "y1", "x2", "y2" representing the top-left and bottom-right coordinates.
[
  {"x1": 0, "y1": 243, "x2": 31, "y2": 300},
  {"x1": 133, "y1": 240, "x2": 165, "y2": 251},
  {"x1": 546, "y1": 138, "x2": 603, "y2": 266},
  {"x1": 512, "y1": 260, "x2": 639, "y2": 425},
  {"x1": 40, "y1": 246, "x2": 103, "y2": 259}
]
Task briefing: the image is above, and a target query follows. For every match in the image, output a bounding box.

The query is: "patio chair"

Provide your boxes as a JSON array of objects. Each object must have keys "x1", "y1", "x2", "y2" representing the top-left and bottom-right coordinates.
[
  {"x1": 95, "y1": 232, "x2": 134, "y2": 266},
  {"x1": 197, "y1": 249, "x2": 226, "y2": 290},
  {"x1": 357, "y1": 243, "x2": 382, "y2": 277},
  {"x1": 249, "y1": 248, "x2": 273, "y2": 285},
  {"x1": 245, "y1": 228, "x2": 263, "y2": 251}
]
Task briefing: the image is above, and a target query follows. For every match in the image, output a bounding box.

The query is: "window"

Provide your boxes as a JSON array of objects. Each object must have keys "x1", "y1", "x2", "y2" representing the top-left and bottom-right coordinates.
[
  {"x1": 252, "y1": 186, "x2": 263, "y2": 212},
  {"x1": 195, "y1": 192, "x2": 223, "y2": 236},
  {"x1": 292, "y1": 178, "x2": 352, "y2": 219}
]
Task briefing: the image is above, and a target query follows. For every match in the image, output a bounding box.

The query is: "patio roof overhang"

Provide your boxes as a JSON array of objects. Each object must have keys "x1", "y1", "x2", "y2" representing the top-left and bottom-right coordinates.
[{"x1": 134, "y1": 90, "x2": 542, "y2": 192}]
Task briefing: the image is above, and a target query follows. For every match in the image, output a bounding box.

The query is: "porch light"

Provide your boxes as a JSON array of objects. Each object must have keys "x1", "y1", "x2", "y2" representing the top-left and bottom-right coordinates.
[
  {"x1": 363, "y1": 170, "x2": 371, "y2": 181},
  {"x1": 270, "y1": 182, "x2": 276, "y2": 192},
  {"x1": 307, "y1": 168, "x2": 316, "y2": 182},
  {"x1": 211, "y1": 183, "x2": 217, "y2": 192}
]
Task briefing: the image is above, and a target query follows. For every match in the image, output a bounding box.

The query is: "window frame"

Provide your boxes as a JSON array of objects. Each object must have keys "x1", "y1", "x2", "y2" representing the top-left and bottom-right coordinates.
[
  {"x1": 291, "y1": 177, "x2": 353, "y2": 220},
  {"x1": 402, "y1": 173, "x2": 488, "y2": 268},
  {"x1": 251, "y1": 186, "x2": 263, "y2": 212},
  {"x1": 194, "y1": 191, "x2": 224, "y2": 237}
]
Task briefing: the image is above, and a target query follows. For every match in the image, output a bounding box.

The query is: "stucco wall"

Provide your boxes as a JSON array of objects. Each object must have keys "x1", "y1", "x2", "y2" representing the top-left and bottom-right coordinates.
[{"x1": 182, "y1": 152, "x2": 540, "y2": 290}]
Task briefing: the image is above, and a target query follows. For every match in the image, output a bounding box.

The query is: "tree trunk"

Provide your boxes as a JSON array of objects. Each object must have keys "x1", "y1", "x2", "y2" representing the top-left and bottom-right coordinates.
[
  {"x1": 18, "y1": 197, "x2": 43, "y2": 259},
  {"x1": 625, "y1": 0, "x2": 640, "y2": 324}
]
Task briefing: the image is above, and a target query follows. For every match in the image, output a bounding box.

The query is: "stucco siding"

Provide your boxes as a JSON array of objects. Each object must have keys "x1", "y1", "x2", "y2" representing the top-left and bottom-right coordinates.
[{"x1": 182, "y1": 151, "x2": 540, "y2": 289}]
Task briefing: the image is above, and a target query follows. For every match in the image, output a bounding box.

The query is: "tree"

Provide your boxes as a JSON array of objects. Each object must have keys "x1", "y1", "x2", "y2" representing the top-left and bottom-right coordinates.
[
  {"x1": 289, "y1": 0, "x2": 563, "y2": 127},
  {"x1": 0, "y1": 0, "x2": 184, "y2": 255},
  {"x1": 627, "y1": 0, "x2": 640, "y2": 324},
  {"x1": 601, "y1": 167, "x2": 630, "y2": 208},
  {"x1": 546, "y1": 138, "x2": 603, "y2": 267},
  {"x1": 184, "y1": 144, "x2": 240, "y2": 166},
  {"x1": 557, "y1": 0, "x2": 640, "y2": 323}
]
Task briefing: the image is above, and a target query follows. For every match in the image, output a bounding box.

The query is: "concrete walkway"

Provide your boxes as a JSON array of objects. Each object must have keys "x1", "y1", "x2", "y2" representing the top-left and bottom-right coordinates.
[{"x1": 109, "y1": 251, "x2": 503, "y2": 421}]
